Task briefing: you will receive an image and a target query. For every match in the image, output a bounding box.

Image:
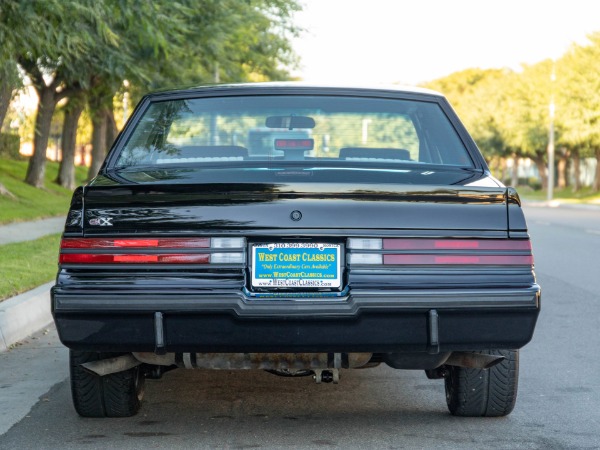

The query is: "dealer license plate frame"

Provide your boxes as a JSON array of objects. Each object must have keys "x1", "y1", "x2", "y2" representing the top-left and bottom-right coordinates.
[{"x1": 251, "y1": 242, "x2": 342, "y2": 290}]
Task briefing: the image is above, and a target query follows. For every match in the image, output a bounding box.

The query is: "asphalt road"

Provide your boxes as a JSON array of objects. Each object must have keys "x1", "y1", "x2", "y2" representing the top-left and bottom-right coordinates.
[{"x1": 1, "y1": 205, "x2": 599, "y2": 449}]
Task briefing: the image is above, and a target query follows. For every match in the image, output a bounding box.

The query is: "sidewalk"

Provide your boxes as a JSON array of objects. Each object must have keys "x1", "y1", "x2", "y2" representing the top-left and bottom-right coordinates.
[
  {"x1": 0, "y1": 217, "x2": 65, "y2": 352},
  {"x1": 522, "y1": 199, "x2": 600, "y2": 210},
  {"x1": 0, "y1": 216, "x2": 66, "y2": 245}
]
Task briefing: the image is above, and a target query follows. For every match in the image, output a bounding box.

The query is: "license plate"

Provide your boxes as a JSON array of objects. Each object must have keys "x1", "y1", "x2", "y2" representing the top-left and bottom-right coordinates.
[{"x1": 252, "y1": 243, "x2": 341, "y2": 289}]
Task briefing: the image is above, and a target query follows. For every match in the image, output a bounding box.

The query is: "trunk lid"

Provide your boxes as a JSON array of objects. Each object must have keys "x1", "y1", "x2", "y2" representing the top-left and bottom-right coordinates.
[{"x1": 81, "y1": 179, "x2": 508, "y2": 236}]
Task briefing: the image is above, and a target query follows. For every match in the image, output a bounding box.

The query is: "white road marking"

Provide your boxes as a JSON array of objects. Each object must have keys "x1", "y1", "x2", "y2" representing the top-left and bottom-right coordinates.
[{"x1": 585, "y1": 229, "x2": 600, "y2": 235}]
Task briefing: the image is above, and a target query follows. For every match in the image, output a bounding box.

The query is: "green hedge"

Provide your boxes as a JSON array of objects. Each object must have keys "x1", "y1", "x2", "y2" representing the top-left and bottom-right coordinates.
[{"x1": 0, "y1": 133, "x2": 21, "y2": 159}]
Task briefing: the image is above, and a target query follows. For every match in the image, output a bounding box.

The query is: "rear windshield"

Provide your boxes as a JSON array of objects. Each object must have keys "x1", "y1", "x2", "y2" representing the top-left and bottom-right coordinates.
[{"x1": 114, "y1": 95, "x2": 473, "y2": 170}]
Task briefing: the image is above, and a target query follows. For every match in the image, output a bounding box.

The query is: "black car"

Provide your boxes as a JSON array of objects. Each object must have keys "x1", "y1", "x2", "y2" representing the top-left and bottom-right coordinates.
[{"x1": 52, "y1": 83, "x2": 540, "y2": 418}]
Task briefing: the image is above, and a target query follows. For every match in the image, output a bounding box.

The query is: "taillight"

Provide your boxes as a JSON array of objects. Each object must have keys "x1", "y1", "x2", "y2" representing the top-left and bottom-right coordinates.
[
  {"x1": 382, "y1": 239, "x2": 531, "y2": 251},
  {"x1": 59, "y1": 237, "x2": 245, "y2": 265},
  {"x1": 61, "y1": 238, "x2": 211, "y2": 248},
  {"x1": 347, "y1": 238, "x2": 533, "y2": 266}
]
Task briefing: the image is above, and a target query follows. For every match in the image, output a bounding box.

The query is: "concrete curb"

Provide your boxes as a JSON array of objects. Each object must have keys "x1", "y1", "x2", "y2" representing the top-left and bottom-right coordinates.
[{"x1": 0, "y1": 282, "x2": 54, "y2": 352}]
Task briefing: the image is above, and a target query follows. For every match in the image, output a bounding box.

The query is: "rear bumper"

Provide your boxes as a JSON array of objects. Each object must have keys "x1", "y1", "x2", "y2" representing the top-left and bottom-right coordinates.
[{"x1": 52, "y1": 285, "x2": 540, "y2": 353}]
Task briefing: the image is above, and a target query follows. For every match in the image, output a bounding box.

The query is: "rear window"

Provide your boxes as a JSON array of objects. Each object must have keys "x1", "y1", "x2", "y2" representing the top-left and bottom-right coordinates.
[{"x1": 114, "y1": 95, "x2": 473, "y2": 170}]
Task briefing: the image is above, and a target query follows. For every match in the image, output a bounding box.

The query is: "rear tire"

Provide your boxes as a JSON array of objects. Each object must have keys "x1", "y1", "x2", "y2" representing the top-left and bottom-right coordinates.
[
  {"x1": 69, "y1": 350, "x2": 145, "y2": 417},
  {"x1": 444, "y1": 349, "x2": 518, "y2": 417}
]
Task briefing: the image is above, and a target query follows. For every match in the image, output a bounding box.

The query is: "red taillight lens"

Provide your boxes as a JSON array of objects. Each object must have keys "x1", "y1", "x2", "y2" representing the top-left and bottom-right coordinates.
[
  {"x1": 382, "y1": 239, "x2": 531, "y2": 251},
  {"x1": 61, "y1": 238, "x2": 210, "y2": 249},
  {"x1": 59, "y1": 254, "x2": 115, "y2": 264},
  {"x1": 382, "y1": 254, "x2": 534, "y2": 265},
  {"x1": 349, "y1": 238, "x2": 533, "y2": 266},
  {"x1": 59, "y1": 237, "x2": 242, "y2": 265},
  {"x1": 59, "y1": 253, "x2": 210, "y2": 264}
]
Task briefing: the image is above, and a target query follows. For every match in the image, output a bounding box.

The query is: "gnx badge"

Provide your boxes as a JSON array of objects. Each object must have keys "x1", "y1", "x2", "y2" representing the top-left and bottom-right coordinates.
[{"x1": 89, "y1": 217, "x2": 113, "y2": 226}]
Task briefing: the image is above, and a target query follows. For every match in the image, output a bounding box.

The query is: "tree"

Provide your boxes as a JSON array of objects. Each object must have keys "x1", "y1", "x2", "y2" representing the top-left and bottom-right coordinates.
[
  {"x1": 0, "y1": 59, "x2": 19, "y2": 197},
  {"x1": 424, "y1": 68, "x2": 513, "y2": 181},
  {"x1": 557, "y1": 33, "x2": 600, "y2": 191},
  {"x1": 133, "y1": 0, "x2": 300, "y2": 91},
  {"x1": 18, "y1": 58, "x2": 77, "y2": 187},
  {"x1": 2, "y1": 0, "x2": 302, "y2": 187},
  {"x1": 1, "y1": 0, "x2": 105, "y2": 187},
  {"x1": 56, "y1": 93, "x2": 85, "y2": 189},
  {"x1": 0, "y1": 60, "x2": 19, "y2": 130},
  {"x1": 424, "y1": 32, "x2": 600, "y2": 192},
  {"x1": 0, "y1": 0, "x2": 26, "y2": 130},
  {"x1": 81, "y1": 0, "x2": 301, "y2": 180},
  {"x1": 498, "y1": 61, "x2": 557, "y2": 190}
]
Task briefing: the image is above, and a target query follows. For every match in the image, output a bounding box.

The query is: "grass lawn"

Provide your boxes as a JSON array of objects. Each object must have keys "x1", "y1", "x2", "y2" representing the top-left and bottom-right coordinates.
[
  {"x1": 0, "y1": 158, "x2": 88, "y2": 224},
  {"x1": 0, "y1": 233, "x2": 61, "y2": 301},
  {"x1": 518, "y1": 186, "x2": 600, "y2": 204}
]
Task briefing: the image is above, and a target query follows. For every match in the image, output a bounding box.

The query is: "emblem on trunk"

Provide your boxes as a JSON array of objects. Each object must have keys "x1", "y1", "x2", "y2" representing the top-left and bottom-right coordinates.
[
  {"x1": 89, "y1": 217, "x2": 113, "y2": 226},
  {"x1": 290, "y1": 210, "x2": 302, "y2": 221}
]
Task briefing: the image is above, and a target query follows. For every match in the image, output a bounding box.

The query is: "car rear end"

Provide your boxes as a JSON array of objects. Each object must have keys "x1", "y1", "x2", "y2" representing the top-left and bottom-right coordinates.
[{"x1": 52, "y1": 84, "x2": 540, "y2": 417}]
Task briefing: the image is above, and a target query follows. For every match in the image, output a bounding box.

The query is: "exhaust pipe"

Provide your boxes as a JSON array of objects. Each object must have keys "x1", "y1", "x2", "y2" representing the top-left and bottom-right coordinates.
[
  {"x1": 445, "y1": 352, "x2": 505, "y2": 369},
  {"x1": 81, "y1": 352, "x2": 372, "y2": 376},
  {"x1": 81, "y1": 354, "x2": 141, "y2": 376},
  {"x1": 133, "y1": 352, "x2": 372, "y2": 370}
]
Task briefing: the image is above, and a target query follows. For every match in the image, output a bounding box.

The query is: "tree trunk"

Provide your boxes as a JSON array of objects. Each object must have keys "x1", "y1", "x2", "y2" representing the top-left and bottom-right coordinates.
[
  {"x1": 87, "y1": 110, "x2": 107, "y2": 181},
  {"x1": 0, "y1": 61, "x2": 18, "y2": 130},
  {"x1": 489, "y1": 156, "x2": 502, "y2": 181},
  {"x1": 557, "y1": 148, "x2": 569, "y2": 189},
  {"x1": 572, "y1": 149, "x2": 581, "y2": 192},
  {"x1": 594, "y1": 148, "x2": 600, "y2": 192},
  {"x1": 57, "y1": 98, "x2": 85, "y2": 189},
  {"x1": 105, "y1": 106, "x2": 118, "y2": 153},
  {"x1": 499, "y1": 157, "x2": 507, "y2": 182},
  {"x1": 533, "y1": 153, "x2": 548, "y2": 191},
  {"x1": 26, "y1": 87, "x2": 58, "y2": 188},
  {"x1": 510, "y1": 153, "x2": 519, "y2": 187},
  {"x1": 556, "y1": 158, "x2": 566, "y2": 189},
  {"x1": 0, "y1": 82, "x2": 12, "y2": 131}
]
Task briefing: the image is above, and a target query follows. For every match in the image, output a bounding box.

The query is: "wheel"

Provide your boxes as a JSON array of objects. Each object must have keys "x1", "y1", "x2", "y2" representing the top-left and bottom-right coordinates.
[
  {"x1": 444, "y1": 349, "x2": 518, "y2": 417},
  {"x1": 69, "y1": 350, "x2": 145, "y2": 417}
]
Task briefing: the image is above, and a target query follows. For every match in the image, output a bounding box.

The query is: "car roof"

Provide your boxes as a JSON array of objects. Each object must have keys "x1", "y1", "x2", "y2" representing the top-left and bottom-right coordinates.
[{"x1": 146, "y1": 82, "x2": 445, "y2": 100}]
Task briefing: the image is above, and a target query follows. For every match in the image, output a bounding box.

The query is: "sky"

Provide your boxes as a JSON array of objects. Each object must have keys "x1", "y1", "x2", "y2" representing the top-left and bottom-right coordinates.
[{"x1": 291, "y1": 0, "x2": 600, "y2": 85}]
